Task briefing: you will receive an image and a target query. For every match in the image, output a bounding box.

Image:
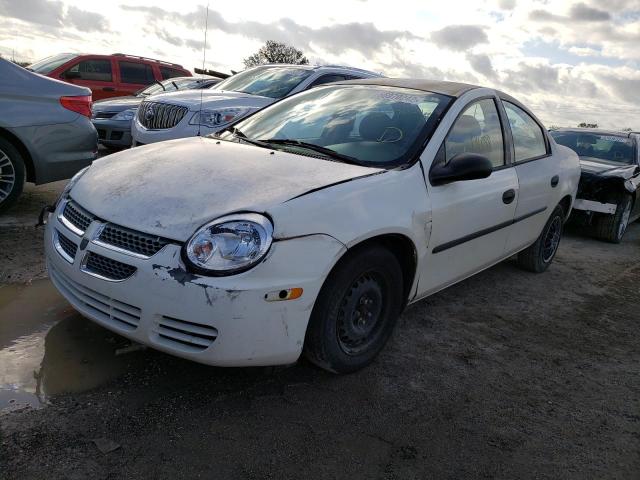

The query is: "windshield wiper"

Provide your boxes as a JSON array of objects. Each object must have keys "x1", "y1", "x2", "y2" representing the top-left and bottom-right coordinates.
[
  {"x1": 259, "y1": 139, "x2": 363, "y2": 165},
  {"x1": 226, "y1": 128, "x2": 273, "y2": 149}
]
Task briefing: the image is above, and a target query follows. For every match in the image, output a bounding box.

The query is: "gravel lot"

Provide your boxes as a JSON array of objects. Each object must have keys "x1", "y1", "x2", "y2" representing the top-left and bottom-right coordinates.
[{"x1": 1, "y1": 171, "x2": 639, "y2": 479}]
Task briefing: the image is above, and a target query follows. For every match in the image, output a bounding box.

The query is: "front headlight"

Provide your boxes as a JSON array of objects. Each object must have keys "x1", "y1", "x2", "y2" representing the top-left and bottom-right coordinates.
[
  {"x1": 112, "y1": 108, "x2": 137, "y2": 121},
  {"x1": 184, "y1": 213, "x2": 273, "y2": 275},
  {"x1": 189, "y1": 108, "x2": 248, "y2": 128}
]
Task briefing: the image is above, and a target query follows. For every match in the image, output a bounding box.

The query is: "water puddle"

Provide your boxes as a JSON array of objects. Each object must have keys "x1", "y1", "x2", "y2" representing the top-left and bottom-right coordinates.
[{"x1": 0, "y1": 279, "x2": 131, "y2": 413}]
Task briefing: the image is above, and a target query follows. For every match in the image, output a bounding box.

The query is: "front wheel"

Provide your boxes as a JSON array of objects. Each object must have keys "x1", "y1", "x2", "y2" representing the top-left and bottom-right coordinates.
[
  {"x1": 594, "y1": 194, "x2": 633, "y2": 243},
  {"x1": 0, "y1": 137, "x2": 26, "y2": 214},
  {"x1": 517, "y1": 205, "x2": 564, "y2": 273},
  {"x1": 304, "y1": 245, "x2": 404, "y2": 374}
]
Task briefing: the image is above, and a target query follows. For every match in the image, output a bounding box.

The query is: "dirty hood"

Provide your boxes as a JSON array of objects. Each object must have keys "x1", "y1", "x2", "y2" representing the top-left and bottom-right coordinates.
[{"x1": 70, "y1": 137, "x2": 381, "y2": 241}]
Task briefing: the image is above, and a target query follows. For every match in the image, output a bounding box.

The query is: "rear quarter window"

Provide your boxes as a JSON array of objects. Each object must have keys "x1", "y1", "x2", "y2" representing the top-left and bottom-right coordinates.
[
  {"x1": 119, "y1": 61, "x2": 155, "y2": 84},
  {"x1": 160, "y1": 67, "x2": 186, "y2": 80}
]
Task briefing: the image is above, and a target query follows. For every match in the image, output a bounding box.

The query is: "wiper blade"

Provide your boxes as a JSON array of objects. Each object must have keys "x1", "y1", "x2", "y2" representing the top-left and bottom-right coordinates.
[
  {"x1": 228, "y1": 128, "x2": 272, "y2": 149},
  {"x1": 260, "y1": 139, "x2": 363, "y2": 165}
]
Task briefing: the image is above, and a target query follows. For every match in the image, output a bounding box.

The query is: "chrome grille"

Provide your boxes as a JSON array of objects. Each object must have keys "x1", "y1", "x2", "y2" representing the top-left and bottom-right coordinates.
[
  {"x1": 56, "y1": 230, "x2": 77, "y2": 261},
  {"x1": 63, "y1": 200, "x2": 93, "y2": 233},
  {"x1": 49, "y1": 264, "x2": 141, "y2": 331},
  {"x1": 83, "y1": 252, "x2": 136, "y2": 281},
  {"x1": 156, "y1": 316, "x2": 218, "y2": 352},
  {"x1": 137, "y1": 101, "x2": 188, "y2": 129},
  {"x1": 98, "y1": 224, "x2": 170, "y2": 257}
]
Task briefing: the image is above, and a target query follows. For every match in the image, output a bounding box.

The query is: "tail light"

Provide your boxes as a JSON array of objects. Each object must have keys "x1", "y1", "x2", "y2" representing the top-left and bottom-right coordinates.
[{"x1": 60, "y1": 95, "x2": 92, "y2": 118}]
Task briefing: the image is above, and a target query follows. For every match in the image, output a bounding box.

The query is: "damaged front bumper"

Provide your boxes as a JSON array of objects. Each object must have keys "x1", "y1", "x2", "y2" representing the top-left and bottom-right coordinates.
[
  {"x1": 44, "y1": 203, "x2": 346, "y2": 367},
  {"x1": 573, "y1": 198, "x2": 617, "y2": 215}
]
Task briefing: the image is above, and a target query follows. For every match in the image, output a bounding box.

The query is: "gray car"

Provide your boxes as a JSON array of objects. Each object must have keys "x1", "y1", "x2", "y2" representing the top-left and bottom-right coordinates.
[
  {"x1": 0, "y1": 58, "x2": 97, "y2": 212},
  {"x1": 92, "y1": 76, "x2": 220, "y2": 150}
]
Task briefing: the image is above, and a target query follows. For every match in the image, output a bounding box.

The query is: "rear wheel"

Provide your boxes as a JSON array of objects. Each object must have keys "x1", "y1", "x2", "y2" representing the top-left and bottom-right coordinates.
[
  {"x1": 0, "y1": 137, "x2": 25, "y2": 214},
  {"x1": 517, "y1": 205, "x2": 564, "y2": 273},
  {"x1": 304, "y1": 245, "x2": 404, "y2": 374},
  {"x1": 594, "y1": 193, "x2": 633, "y2": 243}
]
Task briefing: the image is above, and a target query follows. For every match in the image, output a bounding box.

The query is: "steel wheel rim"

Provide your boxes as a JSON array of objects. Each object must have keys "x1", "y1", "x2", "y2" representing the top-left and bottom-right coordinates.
[
  {"x1": 336, "y1": 272, "x2": 385, "y2": 356},
  {"x1": 618, "y1": 199, "x2": 631, "y2": 240},
  {"x1": 0, "y1": 149, "x2": 15, "y2": 203},
  {"x1": 542, "y1": 216, "x2": 562, "y2": 263}
]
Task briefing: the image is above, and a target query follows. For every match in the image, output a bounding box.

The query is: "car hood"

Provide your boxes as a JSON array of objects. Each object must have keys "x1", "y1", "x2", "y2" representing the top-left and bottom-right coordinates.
[
  {"x1": 70, "y1": 137, "x2": 381, "y2": 241},
  {"x1": 144, "y1": 89, "x2": 274, "y2": 111},
  {"x1": 580, "y1": 158, "x2": 638, "y2": 177},
  {"x1": 93, "y1": 96, "x2": 142, "y2": 111}
]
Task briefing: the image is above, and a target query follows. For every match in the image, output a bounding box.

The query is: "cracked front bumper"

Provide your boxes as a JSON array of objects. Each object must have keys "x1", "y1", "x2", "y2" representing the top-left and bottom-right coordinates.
[{"x1": 44, "y1": 203, "x2": 345, "y2": 367}]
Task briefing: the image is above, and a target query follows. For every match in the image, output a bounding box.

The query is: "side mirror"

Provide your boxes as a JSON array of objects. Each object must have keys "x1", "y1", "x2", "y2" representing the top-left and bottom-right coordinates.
[
  {"x1": 64, "y1": 71, "x2": 81, "y2": 80},
  {"x1": 430, "y1": 153, "x2": 493, "y2": 186}
]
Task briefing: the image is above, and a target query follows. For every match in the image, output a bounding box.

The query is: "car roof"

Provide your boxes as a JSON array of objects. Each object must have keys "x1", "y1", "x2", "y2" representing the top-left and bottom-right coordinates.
[
  {"x1": 248, "y1": 63, "x2": 380, "y2": 77},
  {"x1": 550, "y1": 127, "x2": 637, "y2": 138},
  {"x1": 329, "y1": 77, "x2": 482, "y2": 97}
]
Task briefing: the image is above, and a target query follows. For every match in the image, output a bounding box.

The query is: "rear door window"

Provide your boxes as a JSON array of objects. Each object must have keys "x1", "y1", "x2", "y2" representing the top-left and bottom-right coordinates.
[
  {"x1": 503, "y1": 101, "x2": 548, "y2": 162},
  {"x1": 64, "y1": 59, "x2": 112, "y2": 82},
  {"x1": 119, "y1": 61, "x2": 155, "y2": 84}
]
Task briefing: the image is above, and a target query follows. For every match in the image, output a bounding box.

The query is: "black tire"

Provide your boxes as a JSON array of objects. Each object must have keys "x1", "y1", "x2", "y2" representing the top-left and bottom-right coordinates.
[
  {"x1": 517, "y1": 205, "x2": 564, "y2": 273},
  {"x1": 0, "y1": 137, "x2": 26, "y2": 214},
  {"x1": 593, "y1": 194, "x2": 633, "y2": 244},
  {"x1": 304, "y1": 245, "x2": 404, "y2": 374}
]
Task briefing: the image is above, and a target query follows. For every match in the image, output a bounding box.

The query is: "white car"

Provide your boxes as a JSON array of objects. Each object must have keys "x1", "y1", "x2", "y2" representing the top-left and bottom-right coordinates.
[
  {"x1": 131, "y1": 64, "x2": 381, "y2": 146},
  {"x1": 45, "y1": 79, "x2": 580, "y2": 373}
]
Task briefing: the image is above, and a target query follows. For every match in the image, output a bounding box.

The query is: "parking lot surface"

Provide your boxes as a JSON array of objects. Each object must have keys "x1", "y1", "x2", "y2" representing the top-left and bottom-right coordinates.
[{"x1": 1, "y1": 175, "x2": 639, "y2": 479}]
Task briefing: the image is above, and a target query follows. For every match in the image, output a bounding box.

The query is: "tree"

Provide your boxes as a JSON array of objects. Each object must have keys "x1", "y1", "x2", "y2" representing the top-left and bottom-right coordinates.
[
  {"x1": 243, "y1": 40, "x2": 309, "y2": 68},
  {"x1": 577, "y1": 122, "x2": 598, "y2": 128},
  {"x1": 622, "y1": 127, "x2": 633, "y2": 132}
]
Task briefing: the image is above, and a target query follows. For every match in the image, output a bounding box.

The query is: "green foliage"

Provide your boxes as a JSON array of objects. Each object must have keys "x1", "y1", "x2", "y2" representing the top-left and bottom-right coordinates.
[{"x1": 243, "y1": 40, "x2": 309, "y2": 68}]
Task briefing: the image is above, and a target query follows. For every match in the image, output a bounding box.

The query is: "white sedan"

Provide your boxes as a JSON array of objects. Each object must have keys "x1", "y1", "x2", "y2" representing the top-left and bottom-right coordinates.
[{"x1": 45, "y1": 79, "x2": 580, "y2": 373}]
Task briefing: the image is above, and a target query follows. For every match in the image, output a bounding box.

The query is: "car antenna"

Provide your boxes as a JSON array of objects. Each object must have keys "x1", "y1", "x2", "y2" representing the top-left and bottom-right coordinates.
[{"x1": 198, "y1": 3, "x2": 209, "y2": 137}]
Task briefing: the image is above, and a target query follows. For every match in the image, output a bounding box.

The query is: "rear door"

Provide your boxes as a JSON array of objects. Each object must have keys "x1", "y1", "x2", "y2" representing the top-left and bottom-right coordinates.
[
  {"x1": 501, "y1": 99, "x2": 558, "y2": 254},
  {"x1": 116, "y1": 61, "x2": 156, "y2": 97},
  {"x1": 58, "y1": 56, "x2": 116, "y2": 100},
  {"x1": 418, "y1": 95, "x2": 519, "y2": 296}
]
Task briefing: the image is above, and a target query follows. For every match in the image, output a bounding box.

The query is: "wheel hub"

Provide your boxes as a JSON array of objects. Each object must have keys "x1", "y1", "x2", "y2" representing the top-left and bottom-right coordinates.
[
  {"x1": 542, "y1": 216, "x2": 562, "y2": 263},
  {"x1": 0, "y1": 149, "x2": 16, "y2": 202},
  {"x1": 337, "y1": 274, "x2": 384, "y2": 355}
]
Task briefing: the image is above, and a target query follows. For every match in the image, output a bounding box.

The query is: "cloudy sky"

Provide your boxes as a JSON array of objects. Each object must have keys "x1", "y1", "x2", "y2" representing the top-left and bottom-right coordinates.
[{"x1": 1, "y1": 0, "x2": 639, "y2": 128}]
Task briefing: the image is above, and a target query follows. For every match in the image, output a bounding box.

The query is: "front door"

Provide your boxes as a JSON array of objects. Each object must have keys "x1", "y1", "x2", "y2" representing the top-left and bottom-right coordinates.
[{"x1": 418, "y1": 97, "x2": 518, "y2": 296}]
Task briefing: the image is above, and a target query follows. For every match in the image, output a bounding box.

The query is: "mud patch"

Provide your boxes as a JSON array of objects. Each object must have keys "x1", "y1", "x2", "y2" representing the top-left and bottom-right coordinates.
[{"x1": 0, "y1": 279, "x2": 132, "y2": 413}]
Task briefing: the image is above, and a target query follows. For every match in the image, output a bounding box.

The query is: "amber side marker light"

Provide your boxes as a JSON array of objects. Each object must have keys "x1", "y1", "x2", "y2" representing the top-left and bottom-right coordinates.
[{"x1": 264, "y1": 288, "x2": 303, "y2": 302}]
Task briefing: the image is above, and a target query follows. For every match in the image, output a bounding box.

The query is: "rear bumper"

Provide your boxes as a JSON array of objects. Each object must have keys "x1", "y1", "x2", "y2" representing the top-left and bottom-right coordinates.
[
  {"x1": 44, "y1": 200, "x2": 345, "y2": 366},
  {"x1": 11, "y1": 116, "x2": 98, "y2": 184},
  {"x1": 92, "y1": 118, "x2": 132, "y2": 148}
]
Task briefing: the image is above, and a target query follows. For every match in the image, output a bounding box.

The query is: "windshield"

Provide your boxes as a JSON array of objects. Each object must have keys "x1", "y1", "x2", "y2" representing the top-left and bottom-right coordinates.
[
  {"x1": 28, "y1": 53, "x2": 77, "y2": 74},
  {"x1": 551, "y1": 131, "x2": 636, "y2": 165},
  {"x1": 139, "y1": 78, "x2": 209, "y2": 96},
  {"x1": 213, "y1": 66, "x2": 312, "y2": 99},
  {"x1": 220, "y1": 85, "x2": 452, "y2": 168}
]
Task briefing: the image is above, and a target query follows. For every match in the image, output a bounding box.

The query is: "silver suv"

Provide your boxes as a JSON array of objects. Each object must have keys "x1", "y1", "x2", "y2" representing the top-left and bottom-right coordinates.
[
  {"x1": 131, "y1": 64, "x2": 382, "y2": 145},
  {"x1": 0, "y1": 59, "x2": 97, "y2": 212}
]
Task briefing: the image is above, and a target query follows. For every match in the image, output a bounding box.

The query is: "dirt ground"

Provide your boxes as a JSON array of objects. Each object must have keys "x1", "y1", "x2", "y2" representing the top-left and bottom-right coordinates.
[{"x1": 1, "y1": 177, "x2": 639, "y2": 479}]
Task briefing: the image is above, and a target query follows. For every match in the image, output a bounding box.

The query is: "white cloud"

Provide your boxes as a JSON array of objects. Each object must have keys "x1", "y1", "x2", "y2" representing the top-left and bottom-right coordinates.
[{"x1": 0, "y1": 0, "x2": 639, "y2": 129}]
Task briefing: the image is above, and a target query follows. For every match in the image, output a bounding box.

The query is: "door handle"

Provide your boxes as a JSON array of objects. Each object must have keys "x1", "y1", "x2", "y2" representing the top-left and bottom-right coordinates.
[
  {"x1": 102, "y1": 87, "x2": 115, "y2": 92},
  {"x1": 502, "y1": 189, "x2": 516, "y2": 204},
  {"x1": 550, "y1": 175, "x2": 559, "y2": 188}
]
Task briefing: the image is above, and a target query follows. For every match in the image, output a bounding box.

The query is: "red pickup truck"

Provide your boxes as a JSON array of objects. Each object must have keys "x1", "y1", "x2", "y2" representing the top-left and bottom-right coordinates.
[{"x1": 27, "y1": 53, "x2": 192, "y2": 101}]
